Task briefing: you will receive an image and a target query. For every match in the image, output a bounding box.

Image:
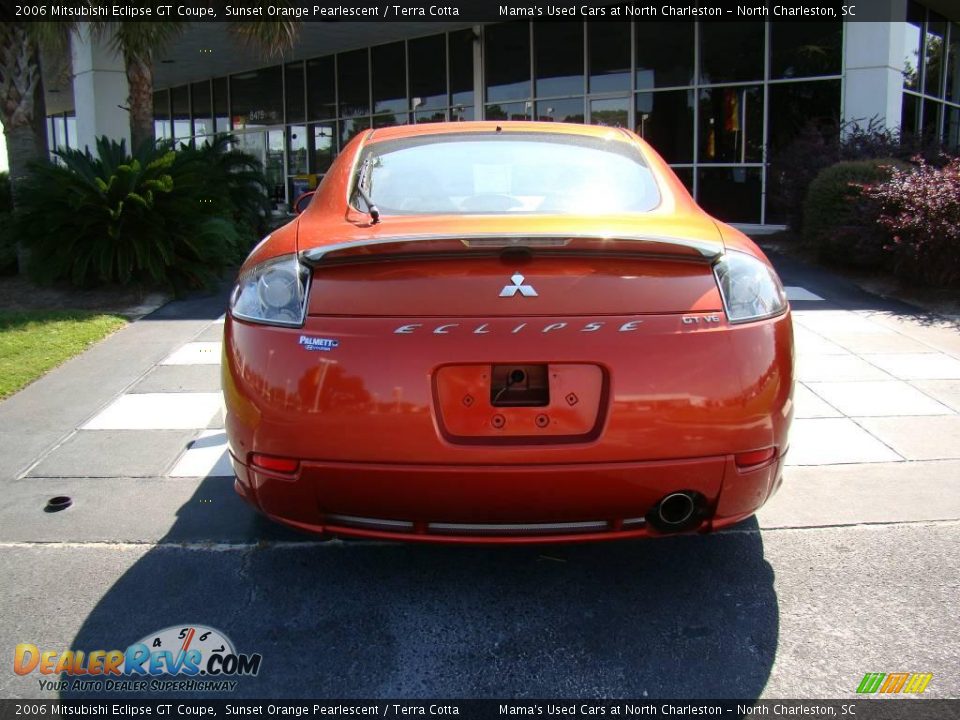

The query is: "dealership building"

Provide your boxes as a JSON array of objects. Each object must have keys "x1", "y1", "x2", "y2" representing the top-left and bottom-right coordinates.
[{"x1": 43, "y1": 1, "x2": 960, "y2": 225}]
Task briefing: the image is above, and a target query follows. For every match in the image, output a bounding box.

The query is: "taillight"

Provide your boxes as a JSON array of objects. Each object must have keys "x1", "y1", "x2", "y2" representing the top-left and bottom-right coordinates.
[
  {"x1": 734, "y1": 447, "x2": 776, "y2": 469},
  {"x1": 250, "y1": 454, "x2": 300, "y2": 474}
]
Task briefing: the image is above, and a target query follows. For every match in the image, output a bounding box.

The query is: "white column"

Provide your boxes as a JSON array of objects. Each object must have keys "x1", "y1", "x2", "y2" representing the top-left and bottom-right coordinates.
[
  {"x1": 70, "y1": 23, "x2": 130, "y2": 153},
  {"x1": 842, "y1": 1, "x2": 908, "y2": 133}
]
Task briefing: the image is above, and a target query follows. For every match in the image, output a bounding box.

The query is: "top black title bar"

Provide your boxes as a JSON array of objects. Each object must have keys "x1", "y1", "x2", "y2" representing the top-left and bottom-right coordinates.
[{"x1": 3, "y1": 0, "x2": 911, "y2": 23}]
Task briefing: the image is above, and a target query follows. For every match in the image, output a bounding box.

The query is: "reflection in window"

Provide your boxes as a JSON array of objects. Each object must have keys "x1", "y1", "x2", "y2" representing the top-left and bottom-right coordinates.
[
  {"x1": 924, "y1": 16, "x2": 947, "y2": 98},
  {"x1": 372, "y1": 42, "x2": 407, "y2": 114},
  {"x1": 767, "y1": 80, "x2": 840, "y2": 156},
  {"x1": 535, "y1": 22, "x2": 584, "y2": 97},
  {"x1": 486, "y1": 102, "x2": 531, "y2": 121},
  {"x1": 340, "y1": 116, "x2": 370, "y2": 148},
  {"x1": 191, "y1": 81, "x2": 212, "y2": 137},
  {"x1": 698, "y1": 86, "x2": 763, "y2": 163},
  {"x1": 449, "y1": 29, "x2": 475, "y2": 107},
  {"x1": 451, "y1": 105, "x2": 474, "y2": 122},
  {"x1": 153, "y1": 90, "x2": 170, "y2": 140},
  {"x1": 485, "y1": 22, "x2": 531, "y2": 102},
  {"x1": 697, "y1": 167, "x2": 762, "y2": 224},
  {"x1": 338, "y1": 50, "x2": 370, "y2": 117},
  {"x1": 535, "y1": 97, "x2": 584, "y2": 123},
  {"x1": 307, "y1": 56, "x2": 336, "y2": 120},
  {"x1": 700, "y1": 23, "x2": 763, "y2": 84},
  {"x1": 636, "y1": 23, "x2": 693, "y2": 89},
  {"x1": 171, "y1": 85, "x2": 190, "y2": 142},
  {"x1": 590, "y1": 97, "x2": 628, "y2": 128},
  {"x1": 312, "y1": 122, "x2": 336, "y2": 173},
  {"x1": 947, "y1": 24, "x2": 960, "y2": 102},
  {"x1": 231, "y1": 66, "x2": 283, "y2": 128},
  {"x1": 372, "y1": 113, "x2": 408, "y2": 129},
  {"x1": 588, "y1": 23, "x2": 630, "y2": 93},
  {"x1": 213, "y1": 78, "x2": 229, "y2": 133},
  {"x1": 770, "y1": 21, "x2": 842, "y2": 79},
  {"x1": 285, "y1": 62, "x2": 305, "y2": 123},
  {"x1": 944, "y1": 105, "x2": 960, "y2": 151},
  {"x1": 923, "y1": 98, "x2": 941, "y2": 139},
  {"x1": 415, "y1": 108, "x2": 448, "y2": 124},
  {"x1": 409, "y1": 34, "x2": 447, "y2": 110},
  {"x1": 902, "y1": 93, "x2": 920, "y2": 138},
  {"x1": 287, "y1": 125, "x2": 307, "y2": 175},
  {"x1": 636, "y1": 90, "x2": 694, "y2": 164},
  {"x1": 66, "y1": 115, "x2": 77, "y2": 150},
  {"x1": 904, "y1": 2, "x2": 923, "y2": 91}
]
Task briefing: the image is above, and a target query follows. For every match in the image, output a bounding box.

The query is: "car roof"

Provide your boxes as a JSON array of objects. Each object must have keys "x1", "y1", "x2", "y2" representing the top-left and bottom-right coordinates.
[{"x1": 366, "y1": 120, "x2": 637, "y2": 144}]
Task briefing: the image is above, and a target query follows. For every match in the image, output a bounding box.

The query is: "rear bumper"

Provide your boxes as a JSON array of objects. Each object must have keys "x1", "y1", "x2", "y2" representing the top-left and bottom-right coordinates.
[{"x1": 232, "y1": 451, "x2": 784, "y2": 543}]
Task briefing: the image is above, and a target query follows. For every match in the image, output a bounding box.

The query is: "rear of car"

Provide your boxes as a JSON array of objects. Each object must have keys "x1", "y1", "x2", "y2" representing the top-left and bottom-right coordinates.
[{"x1": 224, "y1": 123, "x2": 794, "y2": 543}]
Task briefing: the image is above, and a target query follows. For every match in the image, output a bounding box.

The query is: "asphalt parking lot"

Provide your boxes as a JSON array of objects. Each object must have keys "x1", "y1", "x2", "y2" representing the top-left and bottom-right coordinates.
[{"x1": 0, "y1": 248, "x2": 958, "y2": 699}]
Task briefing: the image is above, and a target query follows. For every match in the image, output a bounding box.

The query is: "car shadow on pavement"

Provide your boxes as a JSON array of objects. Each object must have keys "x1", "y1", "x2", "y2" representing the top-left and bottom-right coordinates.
[{"x1": 64, "y1": 476, "x2": 778, "y2": 700}]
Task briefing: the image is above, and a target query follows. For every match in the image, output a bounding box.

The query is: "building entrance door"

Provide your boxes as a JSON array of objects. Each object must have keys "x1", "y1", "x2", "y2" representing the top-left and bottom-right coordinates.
[{"x1": 234, "y1": 128, "x2": 288, "y2": 212}]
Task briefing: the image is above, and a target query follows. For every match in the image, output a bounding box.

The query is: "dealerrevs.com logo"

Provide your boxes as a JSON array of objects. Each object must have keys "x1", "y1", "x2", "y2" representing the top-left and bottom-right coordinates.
[{"x1": 14, "y1": 624, "x2": 261, "y2": 693}]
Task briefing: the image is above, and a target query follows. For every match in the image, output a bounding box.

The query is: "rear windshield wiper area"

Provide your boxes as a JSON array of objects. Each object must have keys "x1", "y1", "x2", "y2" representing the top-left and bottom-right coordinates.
[{"x1": 355, "y1": 156, "x2": 381, "y2": 224}]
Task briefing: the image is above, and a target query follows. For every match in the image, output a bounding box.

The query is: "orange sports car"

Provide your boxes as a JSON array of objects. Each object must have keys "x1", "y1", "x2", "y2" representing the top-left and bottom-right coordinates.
[{"x1": 224, "y1": 121, "x2": 794, "y2": 543}]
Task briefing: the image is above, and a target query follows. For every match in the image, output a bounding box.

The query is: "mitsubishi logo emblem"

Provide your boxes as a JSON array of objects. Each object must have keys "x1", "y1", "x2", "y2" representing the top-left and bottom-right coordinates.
[{"x1": 500, "y1": 273, "x2": 538, "y2": 298}]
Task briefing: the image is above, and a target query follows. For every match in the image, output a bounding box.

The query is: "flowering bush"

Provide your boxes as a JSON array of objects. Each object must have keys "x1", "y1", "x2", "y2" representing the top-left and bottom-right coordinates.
[{"x1": 861, "y1": 157, "x2": 960, "y2": 287}]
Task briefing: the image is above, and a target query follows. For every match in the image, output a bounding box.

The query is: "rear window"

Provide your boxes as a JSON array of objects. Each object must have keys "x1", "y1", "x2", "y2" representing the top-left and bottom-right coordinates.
[{"x1": 352, "y1": 132, "x2": 661, "y2": 216}]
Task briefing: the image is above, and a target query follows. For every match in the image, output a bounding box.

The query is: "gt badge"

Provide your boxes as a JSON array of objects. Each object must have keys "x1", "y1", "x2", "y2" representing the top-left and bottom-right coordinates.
[
  {"x1": 499, "y1": 273, "x2": 538, "y2": 298},
  {"x1": 299, "y1": 336, "x2": 339, "y2": 352}
]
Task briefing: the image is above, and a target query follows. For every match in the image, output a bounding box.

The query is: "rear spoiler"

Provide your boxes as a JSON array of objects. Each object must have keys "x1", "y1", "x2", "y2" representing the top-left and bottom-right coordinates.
[{"x1": 300, "y1": 234, "x2": 724, "y2": 265}]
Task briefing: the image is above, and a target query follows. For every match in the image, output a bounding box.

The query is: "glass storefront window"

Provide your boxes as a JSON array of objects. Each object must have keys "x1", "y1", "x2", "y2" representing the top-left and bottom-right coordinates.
[
  {"x1": 535, "y1": 97, "x2": 584, "y2": 123},
  {"x1": 672, "y1": 167, "x2": 693, "y2": 196},
  {"x1": 904, "y1": 1, "x2": 924, "y2": 91},
  {"x1": 415, "y1": 108, "x2": 448, "y2": 123},
  {"x1": 588, "y1": 23, "x2": 630, "y2": 93},
  {"x1": 944, "y1": 105, "x2": 960, "y2": 150},
  {"x1": 922, "y1": 98, "x2": 941, "y2": 138},
  {"x1": 409, "y1": 34, "x2": 447, "y2": 111},
  {"x1": 171, "y1": 85, "x2": 190, "y2": 143},
  {"x1": 231, "y1": 66, "x2": 283, "y2": 128},
  {"x1": 486, "y1": 102, "x2": 531, "y2": 120},
  {"x1": 191, "y1": 81, "x2": 212, "y2": 137},
  {"x1": 449, "y1": 29, "x2": 475, "y2": 107},
  {"x1": 698, "y1": 86, "x2": 763, "y2": 163},
  {"x1": 485, "y1": 22, "x2": 531, "y2": 102},
  {"x1": 372, "y1": 42, "x2": 407, "y2": 115},
  {"x1": 925, "y1": 15, "x2": 947, "y2": 98},
  {"x1": 338, "y1": 49, "x2": 370, "y2": 118},
  {"x1": 451, "y1": 105, "x2": 474, "y2": 121},
  {"x1": 700, "y1": 23, "x2": 763, "y2": 84},
  {"x1": 767, "y1": 80, "x2": 840, "y2": 156},
  {"x1": 697, "y1": 167, "x2": 762, "y2": 224},
  {"x1": 373, "y1": 113, "x2": 409, "y2": 128},
  {"x1": 589, "y1": 97, "x2": 628, "y2": 128},
  {"x1": 902, "y1": 93, "x2": 920, "y2": 138},
  {"x1": 312, "y1": 122, "x2": 336, "y2": 173},
  {"x1": 535, "y1": 22, "x2": 584, "y2": 97},
  {"x1": 286, "y1": 62, "x2": 305, "y2": 123},
  {"x1": 307, "y1": 56, "x2": 336, "y2": 120},
  {"x1": 213, "y1": 77, "x2": 229, "y2": 133},
  {"x1": 287, "y1": 125, "x2": 307, "y2": 175},
  {"x1": 636, "y1": 90, "x2": 694, "y2": 164},
  {"x1": 947, "y1": 24, "x2": 960, "y2": 103},
  {"x1": 65, "y1": 115, "x2": 77, "y2": 150},
  {"x1": 636, "y1": 23, "x2": 693, "y2": 90},
  {"x1": 340, "y1": 116, "x2": 370, "y2": 148},
  {"x1": 770, "y1": 21, "x2": 842, "y2": 79},
  {"x1": 153, "y1": 90, "x2": 170, "y2": 140}
]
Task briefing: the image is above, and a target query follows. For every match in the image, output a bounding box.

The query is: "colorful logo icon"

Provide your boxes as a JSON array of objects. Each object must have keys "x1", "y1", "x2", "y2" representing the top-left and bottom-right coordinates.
[{"x1": 856, "y1": 672, "x2": 933, "y2": 694}]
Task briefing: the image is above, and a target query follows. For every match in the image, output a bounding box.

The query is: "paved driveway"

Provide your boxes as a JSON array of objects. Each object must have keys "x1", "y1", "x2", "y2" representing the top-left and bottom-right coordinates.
[{"x1": 0, "y1": 250, "x2": 957, "y2": 699}]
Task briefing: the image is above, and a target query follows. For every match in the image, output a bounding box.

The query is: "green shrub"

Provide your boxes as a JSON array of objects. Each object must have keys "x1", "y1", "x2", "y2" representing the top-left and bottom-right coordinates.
[
  {"x1": 13, "y1": 137, "x2": 252, "y2": 291},
  {"x1": 802, "y1": 159, "x2": 906, "y2": 268}
]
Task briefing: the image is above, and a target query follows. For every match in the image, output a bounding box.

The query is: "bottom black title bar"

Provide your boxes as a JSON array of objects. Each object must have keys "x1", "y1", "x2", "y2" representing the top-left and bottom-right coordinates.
[{"x1": 2, "y1": 700, "x2": 959, "y2": 720}]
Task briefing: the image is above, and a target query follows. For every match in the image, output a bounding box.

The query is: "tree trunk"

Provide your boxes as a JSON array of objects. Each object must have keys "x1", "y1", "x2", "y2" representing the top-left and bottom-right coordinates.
[
  {"x1": 0, "y1": 22, "x2": 49, "y2": 274},
  {"x1": 126, "y1": 54, "x2": 155, "y2": 153}
]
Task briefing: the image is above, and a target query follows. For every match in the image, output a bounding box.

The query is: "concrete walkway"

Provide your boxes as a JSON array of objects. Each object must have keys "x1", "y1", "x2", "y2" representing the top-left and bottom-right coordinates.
[{"x1": 0, "y1": 254, "x2": 957, "y2": 699}]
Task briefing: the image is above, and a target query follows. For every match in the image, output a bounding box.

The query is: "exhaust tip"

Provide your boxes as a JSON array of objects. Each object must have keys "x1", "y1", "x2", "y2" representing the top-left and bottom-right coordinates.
[{"x1": 648, "y1": 491, "x2": 704, "y2": 533}]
